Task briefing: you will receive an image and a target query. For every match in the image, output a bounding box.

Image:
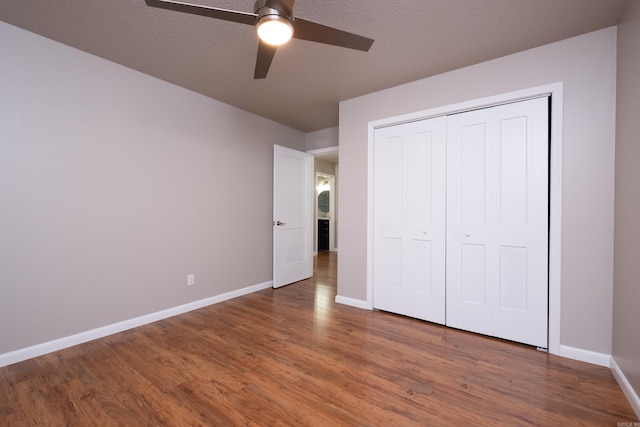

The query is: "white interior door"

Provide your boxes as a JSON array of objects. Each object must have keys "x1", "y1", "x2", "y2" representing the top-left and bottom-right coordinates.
[
  {"x1": 446, "y1": 97, "x2": 549, "y2": 347},
  {"x1": 273, "y1": 145, "x2": 313, "y2": 288},
  {"x1": 373, "y1": 117, "x2": 447, "y2": 324}
]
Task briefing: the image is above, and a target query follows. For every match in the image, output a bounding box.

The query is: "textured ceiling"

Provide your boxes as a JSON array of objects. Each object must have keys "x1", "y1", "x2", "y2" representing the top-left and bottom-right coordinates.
[{"x1": 0, "y1": 0, "x2": 629, "y2": 132}]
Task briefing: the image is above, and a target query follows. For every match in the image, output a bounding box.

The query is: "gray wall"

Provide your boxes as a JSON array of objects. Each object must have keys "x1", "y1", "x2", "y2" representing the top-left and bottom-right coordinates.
[
  {"x1": 339, "y1": 28, "x2": 617, "y2": 355},
  {"x1": 614, "y1": 0, "x2": 640, "y2": 402},
  {"x1": 0, "y1": 22, "x2": 305, "y2": 354},
  {"x1": 314, "y1": 159, "x2": 337, "y2": 178},
  {"x1": 306, "y1": 127, "x2": 339, "y2": 151}
]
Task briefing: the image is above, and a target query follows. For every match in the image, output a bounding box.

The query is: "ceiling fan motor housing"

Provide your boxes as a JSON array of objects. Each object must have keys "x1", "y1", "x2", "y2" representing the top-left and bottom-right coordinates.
[{"x1": 254, "y1": 0, "x2": 293, "y2": 20}]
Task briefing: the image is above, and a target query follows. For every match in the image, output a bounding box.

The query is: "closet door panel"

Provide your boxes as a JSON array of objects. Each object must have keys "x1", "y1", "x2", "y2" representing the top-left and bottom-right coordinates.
[
  {"x1": 492, "y1": 98, "x2": 549, "y2": 347},
  {"x1": 373, "y1": 117, "x2": 446, "y2": 324},
  {"x1": 447, "y1": 97, "x2": 549, "y2": 348},
  {"x1": 446, "y1": 116, "x2": 494, "y2": 335}
]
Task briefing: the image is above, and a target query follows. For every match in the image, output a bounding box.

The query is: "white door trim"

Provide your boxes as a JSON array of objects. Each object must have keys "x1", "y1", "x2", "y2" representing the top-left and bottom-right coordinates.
[
  {"x1": 308, "y1": 146, "x2": 339, "y2": 156},
  {"x1": 366, "y1": 82, "x2": 563, "y2": 356}
]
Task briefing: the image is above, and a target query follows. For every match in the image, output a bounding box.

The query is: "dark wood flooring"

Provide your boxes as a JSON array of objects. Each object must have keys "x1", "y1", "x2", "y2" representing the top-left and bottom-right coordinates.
[{"x1": 0, "y1": 251, "x2": 637, "y2": 425}]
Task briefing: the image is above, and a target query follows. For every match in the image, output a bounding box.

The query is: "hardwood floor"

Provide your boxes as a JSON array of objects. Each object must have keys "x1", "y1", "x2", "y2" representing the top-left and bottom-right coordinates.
[{"x1": 1, "y1": 251, "x2": 637, "y2": 426}]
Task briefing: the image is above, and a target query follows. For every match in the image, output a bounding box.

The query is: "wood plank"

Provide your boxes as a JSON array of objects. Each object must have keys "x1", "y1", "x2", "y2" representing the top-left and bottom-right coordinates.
[{"x1": 0, "y1": 252, "x2": 637, "y2": 425}]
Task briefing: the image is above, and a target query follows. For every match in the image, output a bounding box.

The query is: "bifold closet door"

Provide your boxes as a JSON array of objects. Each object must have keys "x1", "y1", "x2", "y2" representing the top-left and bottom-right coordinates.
[
  {"x1": 446, "y1": 97, "x2": 549, "y2": 348},
  {"x1": 373, "y1": 117, "x2": 447, "y2": 324}
]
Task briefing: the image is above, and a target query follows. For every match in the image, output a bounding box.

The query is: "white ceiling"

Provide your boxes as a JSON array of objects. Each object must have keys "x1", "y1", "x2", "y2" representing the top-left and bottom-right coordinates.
[{"x1": 0, "y1": 0, "x2": 629, "y2": 132}]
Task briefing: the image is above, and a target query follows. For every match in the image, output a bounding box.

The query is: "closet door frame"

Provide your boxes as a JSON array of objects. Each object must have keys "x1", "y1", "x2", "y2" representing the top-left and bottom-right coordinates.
[{"x1": 366, "y1": 82, "x2": 564, "y2": 356}]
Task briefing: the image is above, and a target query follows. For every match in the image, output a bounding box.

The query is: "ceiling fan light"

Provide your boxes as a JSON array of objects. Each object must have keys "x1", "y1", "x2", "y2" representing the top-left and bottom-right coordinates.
[{"x1": 257, "y1": 15, "x2": 293, "y2": 46}]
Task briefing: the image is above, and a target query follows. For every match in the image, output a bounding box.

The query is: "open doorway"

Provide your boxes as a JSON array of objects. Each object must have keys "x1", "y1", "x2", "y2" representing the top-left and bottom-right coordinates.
[
  {"x1": 316, "y1": 173, "x2": 335, "y2": 253},
  {"x1": 309, "y1": 147, "x2": 338, "y2": 255}
]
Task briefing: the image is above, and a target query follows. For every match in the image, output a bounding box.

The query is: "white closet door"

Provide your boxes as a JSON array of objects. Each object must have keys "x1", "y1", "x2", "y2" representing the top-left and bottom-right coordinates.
[
  {"x1": 373, "y1": 117, "x2": 447, "y2": 324},
  {"x1": 446, "y1": 97, "x2": 549, "y2": 348}
]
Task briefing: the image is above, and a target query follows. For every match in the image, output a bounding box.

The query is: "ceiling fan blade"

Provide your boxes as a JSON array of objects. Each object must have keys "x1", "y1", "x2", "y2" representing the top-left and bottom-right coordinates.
[
  {"x1": 254, "y1": 41, "x2": 278, "y2": 79},
  {"x1": 292, "y1": 18, "x2": 374, "y2": 52},
  {"x1": 145, "y1": 0, "x2": 257, "y2": 26}
]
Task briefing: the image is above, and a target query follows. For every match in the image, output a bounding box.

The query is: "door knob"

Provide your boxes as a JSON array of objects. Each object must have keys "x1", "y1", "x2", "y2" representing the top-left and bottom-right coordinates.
[
  {"x1": 465, "y1": 232, "x2": 471, "y2": 237},
  {"x1": 275, "y1": 221, "x2": 286, "y2": 226}
]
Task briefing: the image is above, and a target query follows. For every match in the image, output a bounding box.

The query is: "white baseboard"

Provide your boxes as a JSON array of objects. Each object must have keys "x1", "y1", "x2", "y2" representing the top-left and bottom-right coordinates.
[
  {"x1": 335, "y1": 295, "x2": 368, "y2": 309},
  {"x1": 559, "y1": 345, "x2": 611, "y2": 367},
  {"x1": 611, "y1": 357, "x2": 640, "y2": 419},
  {"x1": 0, "y1": 280, "x2": 273, "y2": 368}
]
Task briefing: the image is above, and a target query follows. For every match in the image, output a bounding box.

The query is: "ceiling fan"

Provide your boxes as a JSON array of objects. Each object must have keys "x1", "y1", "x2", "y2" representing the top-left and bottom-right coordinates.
[{"x1": 144, "y1": 0, "x2": 374, "y2": 79}]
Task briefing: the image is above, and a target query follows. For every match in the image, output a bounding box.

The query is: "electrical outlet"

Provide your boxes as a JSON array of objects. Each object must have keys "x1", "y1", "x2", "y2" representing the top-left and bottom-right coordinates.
[{"x1": 187, "y1": 274, "x2": 195, "y2": 286}]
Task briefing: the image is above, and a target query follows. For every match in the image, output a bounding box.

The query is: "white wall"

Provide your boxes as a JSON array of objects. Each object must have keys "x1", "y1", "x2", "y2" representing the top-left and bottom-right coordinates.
[
  {"x1": 0, "y1": 21, "x2": 305, "y2": 355},
  {"x1": 339, "y1": 28, "x2": 617, "y2": 355}
]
